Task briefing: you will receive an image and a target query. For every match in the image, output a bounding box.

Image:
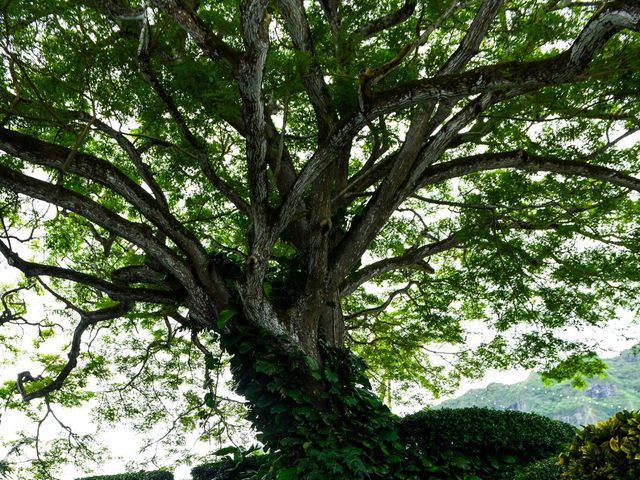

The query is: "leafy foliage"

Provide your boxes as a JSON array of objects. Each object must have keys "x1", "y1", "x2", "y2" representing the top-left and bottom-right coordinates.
[
  {"x1": 0, "y1": 461, "x2": 11, "y2": 479},
  {"x1": 218, "y1": 320, "x2": 422, "y2": 479},
  {"x1": 559, "y1": 409, "x2": 640, "y2": 479},
  {"x1": 191, "y1": 455, "x2": 267, "y2": 480},
  {"x1": 399, "y1": 407, "x2": 576, "y2": 479},
  {"x1": 514, "y1": 457, "x2": 564, "y2": 480}
]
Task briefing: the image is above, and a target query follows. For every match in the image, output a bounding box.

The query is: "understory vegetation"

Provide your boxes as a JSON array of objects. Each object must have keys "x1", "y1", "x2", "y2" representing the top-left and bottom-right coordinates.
[{"x1": 76, "y1": 408, "x2": 640, "y2": 480}]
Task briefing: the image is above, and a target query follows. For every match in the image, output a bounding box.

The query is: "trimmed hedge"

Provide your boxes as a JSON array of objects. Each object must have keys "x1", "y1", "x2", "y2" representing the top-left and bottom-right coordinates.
[
  {"x1": 514, "y1": 457, "x2": 563, "y2": 480},
  {"x1": 191, "y1": 456, "x2": 267, "y2": 480},
  {"x1": 75, "y1": 471, "x2": 173, "y2": 480},
  {"x1": 399, "y1": 407, "x2": 576, "y2": 479}
]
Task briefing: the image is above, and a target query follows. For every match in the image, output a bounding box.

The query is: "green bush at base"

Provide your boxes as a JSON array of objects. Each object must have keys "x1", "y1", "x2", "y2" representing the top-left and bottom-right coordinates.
[
  {"x1": 559, "y1": 409, "x2": 640, "y2": 479},
  {"x1": 399, "y1": 407, "x2": 576, "y2": 479},
  {"x1": 191, "y1": 456, "x2": 267, "y2": 480},
  {"x1": 75, "y1": 470, "x2": 173, "y2": 480},
  {"x1": 514, "y1": 457, "x2": 563, "y2": 480}
]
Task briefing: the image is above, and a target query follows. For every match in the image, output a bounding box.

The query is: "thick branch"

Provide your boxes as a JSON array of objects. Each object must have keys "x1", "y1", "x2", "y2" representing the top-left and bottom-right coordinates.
[
  {"x1": 282, "y1": 2, "x2": 640, "y2": 238},
  {"x1": 439, "y1": 0, "x2": 504, "y2": 75},
  {"x1": 340, "y1": 233, "x2": 461, "y2": 296},
  {"x1": 234, "y1": 0, "x2": 301, "y2": 345},
  {"x1": 406, "y1": 93, "x2": 499, "y2": 190},
  {"x1": 317, "y1": 0, "x2": 341, "y2": 38},
  {"x1": 418, "y1": 150, "x2": 640, "y2": 193},
  {"x1": 330, "y1": 8, "x2": 640, "y2": 282},
  {"x1": 0, "y1": 164, "x2": 196, "y2": 289},
  {"x1": 0, "y1": 240, "x2": 183, "y2": 305},
  {"x1": 0, "y1": 128, "x2": 229, "y2": 308},
  {"x1": 366, "y1": 0, "x2": 640, "y2": 120},
  {"x1": 150, "y1": 0, "x2": 239, "y2": 69},
  {"x1": 0, "y1": 127, "x2": 209, "y2": 265},
  {"x1": 354, "y1": 1, "x2": 416, "y2": 39},
  {"x1": 330, "y1": 93, "x2": 497, "y2": 287},
  {"x1": 239, "y1": 0, "x2": 273, "y2": 254},
  {"x1": 276, "y1": 0, "x2": 335, "y2": 136},
  {"x1": 213, "y1": 104, "x2": 307, "y2": 249}
]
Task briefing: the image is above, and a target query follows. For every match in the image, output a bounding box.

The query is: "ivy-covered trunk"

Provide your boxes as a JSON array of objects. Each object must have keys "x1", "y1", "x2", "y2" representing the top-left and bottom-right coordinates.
[{"x1": 218, "y1": 311, "x2": 422, "y2": 479}]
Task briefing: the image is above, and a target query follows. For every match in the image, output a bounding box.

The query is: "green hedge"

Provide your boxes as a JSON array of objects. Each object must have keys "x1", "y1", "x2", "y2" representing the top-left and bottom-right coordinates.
[
  {"x1": 191, "y1": 456, "x2": 267, "y2": 480},
  {"x1": 399, "y1": 407, "x2": 576, "y2": 479},
  {"x1": 75, "y1": 470, "x2": 173, "y2": 480}
]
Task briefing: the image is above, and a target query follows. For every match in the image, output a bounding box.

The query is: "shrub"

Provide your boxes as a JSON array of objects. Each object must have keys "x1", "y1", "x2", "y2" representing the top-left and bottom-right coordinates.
[
  {"x1": 558, "y1": 409, "x2": 640, "y2": 479},
  {"x1": 191, "y1": 456, "x2": 267, "y2": 480},
  {"x1": 75, "y1": 471, "x2": 173, "y2": 480},
  {"x1": 514, "y1": 457, "x2": 564, "y2": 480},
  {"x1": 399, "y1": 407, "x2": 576, "y2": 479}
]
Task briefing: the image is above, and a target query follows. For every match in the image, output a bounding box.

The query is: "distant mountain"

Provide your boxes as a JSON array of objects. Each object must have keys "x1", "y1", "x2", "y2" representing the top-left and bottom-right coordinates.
[{"x1": 437, "y1": 348, "x2": 640, "y2": 426}]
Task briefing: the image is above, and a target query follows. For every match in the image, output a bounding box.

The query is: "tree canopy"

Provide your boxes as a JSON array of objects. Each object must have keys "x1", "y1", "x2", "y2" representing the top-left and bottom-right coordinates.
[{"x1": 1, "y1": 0, "x2": 640, "y2": 478}]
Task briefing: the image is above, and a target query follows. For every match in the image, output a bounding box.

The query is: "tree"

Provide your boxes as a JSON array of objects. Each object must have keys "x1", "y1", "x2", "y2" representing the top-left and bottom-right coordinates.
[{"x1": 1, "y1": 0, "x2": 640, "y2": 477}]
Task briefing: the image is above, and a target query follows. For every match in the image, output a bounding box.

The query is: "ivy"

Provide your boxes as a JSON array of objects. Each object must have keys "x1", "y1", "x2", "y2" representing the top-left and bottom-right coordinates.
[{"x1": 218, "y1": 319, "x2": 423, "y2": 479}]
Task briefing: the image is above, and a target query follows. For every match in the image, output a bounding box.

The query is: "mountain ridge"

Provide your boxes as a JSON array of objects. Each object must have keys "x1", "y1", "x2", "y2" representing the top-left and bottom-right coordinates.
[{"x1": 436, "y1": 348, "x2": 640, "y2": 426}]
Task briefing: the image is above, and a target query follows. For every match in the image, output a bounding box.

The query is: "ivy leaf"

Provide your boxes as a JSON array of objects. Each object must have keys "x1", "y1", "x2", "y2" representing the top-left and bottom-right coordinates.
[{"x1": 217, "y1": 307, "x2": 239, "y2": 330}]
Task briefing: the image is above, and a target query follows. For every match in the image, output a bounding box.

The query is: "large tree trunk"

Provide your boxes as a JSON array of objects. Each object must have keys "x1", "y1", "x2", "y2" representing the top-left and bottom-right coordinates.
[{"x1": 218, "y1": 305, "x2": 423, "y2": 479}]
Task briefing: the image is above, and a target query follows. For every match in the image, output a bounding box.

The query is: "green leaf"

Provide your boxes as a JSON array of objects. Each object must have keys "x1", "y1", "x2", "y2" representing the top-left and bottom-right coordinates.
[
  {"x1": 276, "y1": 467, "x2": 299, "y2": 480},
  {"x1": 214, "y1": 446, "x2": 240, "y2": 457},
  {"x1": 217, "y1": 307, "x2": 239, "y2": 330}
]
